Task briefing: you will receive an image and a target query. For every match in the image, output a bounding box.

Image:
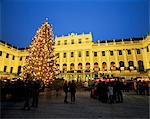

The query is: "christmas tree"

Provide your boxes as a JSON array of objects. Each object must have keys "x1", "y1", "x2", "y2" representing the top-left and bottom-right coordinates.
[{"x1": 23, "y1": 19, "x2": 58, "y2": 80}]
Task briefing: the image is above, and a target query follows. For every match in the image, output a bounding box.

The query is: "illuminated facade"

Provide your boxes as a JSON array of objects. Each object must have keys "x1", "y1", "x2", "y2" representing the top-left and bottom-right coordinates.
[{"x1": 0, "y1": 33, "x2": 150, "y2": 80}]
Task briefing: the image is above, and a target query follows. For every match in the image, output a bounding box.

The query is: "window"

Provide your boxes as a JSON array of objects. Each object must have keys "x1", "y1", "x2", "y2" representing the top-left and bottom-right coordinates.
[
  {"x1": 57, "y1": 41, "x2": 60, "y2": 45},
  {"x1": 136, "y1": 49, "x2": 141, "y2": 54},
  {"x1": 127, "y1": 49, "x2": 131, "y2": 55},
  {"x1": 78, "y1": 51, "x2": 81, "y2": 57},
  {"x1": 102, "y1": 51, "x2": 105, "y2": 56},
  {"x1": 71, "y1": 52, "x2": 74, "y2": 57},
  {"x1": 128, "y1": 61, "x2": 134, "y2": 67},
  {"x1": 0, "y1": 51, "x2": 2, "y2": 56},
  {"x1": 86, "y1": 51, "x2": 89, "y2": 56},
  {"x1": 119, "y1": 61, "x2": 124, "y2": 67},
  {"x1": 110, "y1": 51, "x2": 114, "y2": 56},
  {"x1": 4, "y1": 66, "x2": 7, "y2": 72},
  {"x1": 94, "y1": 52, "x2": 97, "y2": 57},
  {"x1": 118, "y1": 50, "x2": 122, "y2": 55},
  {"x1": 64, "y1": 40, "x2": 67, "y2": 45},
  {"x1": 10, "y1": 67, "x2": 13, "y2": 73},
  {"x1": 12, "y1": 55, "x2": 15, "y2": 60},
  {"x1": 71, "y1": 39, "x2": 74, "y2": 44},
  {"x1": 63, "y1": 53, "x2": 66, "y2": 58},
  {"x1": 6, "y1": 53, "x2": 9, "y2": 58},
  {"x1": 147, "y1": 46, "x2": 149, "y2": 52},
  {"x1": 78, "y1": 39, "x2": 82, "y2": 44},
  {"x1": 20, "y1": 57, "x2": 22, "y2": 61}
]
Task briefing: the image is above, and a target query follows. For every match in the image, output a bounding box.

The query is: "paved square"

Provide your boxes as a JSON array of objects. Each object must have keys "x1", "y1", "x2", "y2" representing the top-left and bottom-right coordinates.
[{"x1": 1, "y1": 90, "x2": 149, "y2": 119}]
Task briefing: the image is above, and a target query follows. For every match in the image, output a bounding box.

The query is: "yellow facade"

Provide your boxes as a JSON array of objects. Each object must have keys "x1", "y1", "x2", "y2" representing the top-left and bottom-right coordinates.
[{"x1": 0, "y1": 33, "x2": 150, "y2": 80}]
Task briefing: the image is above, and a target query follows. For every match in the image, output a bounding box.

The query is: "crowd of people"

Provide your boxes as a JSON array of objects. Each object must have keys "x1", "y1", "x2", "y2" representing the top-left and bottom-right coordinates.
[
  {"x1": 1, "y1": 75, "x2": 149, "y2": 109},
  {"x1": 0, "y1": 74, "x2": 44, "y2": 110},
  {"x1": 134, "y1": 80, "x2": 149, "y2": 95},
  {"x1": 89, "y1": 77, "x2": 149, "y2": 104},
  {"x1": 90, "y1": 80, "x2": 123, "y2": 104}
]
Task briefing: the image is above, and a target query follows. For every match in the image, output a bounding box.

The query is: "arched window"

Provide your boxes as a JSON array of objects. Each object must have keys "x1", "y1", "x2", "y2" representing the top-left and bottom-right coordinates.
[
  {"x1": 70, "y1": 63, "x2": 75, "y2": 71},
  {"x1": 78, "y1": 63, "x2": 82, "y2": 70},
  {"x1": 94, "y1": 62, "x2": 99, "y2": 72},
  {"x1": 119, "y1": 61, "x2": 124, "y2": 67},
  {"x1": 86, "y1": 62, "x2": 90, "y2": 65},
  {"x1": 85, "y1": 62, "x2": 90, "y2": 72},
  {"x1": 94, "y1": 62, "x2": 98, "y2": 65},
  {"x1": 63, "y1": 63, "x2": 67, "y2": 66},
  {"x1": 78, "y1": 63, "x2": 82, "y2": 66},
  {"x1": 111, "y1": 61, "x2": 115, "y2": 65},
  {"x1": 63, "y1": 63, "x2": 67, "y2": 71},
  {"x1": 70, "y1": 63, "x2": 74, "y2": 66},
  {"x1": 128, "y1": 61, "x2": 134, "y2": 67}
]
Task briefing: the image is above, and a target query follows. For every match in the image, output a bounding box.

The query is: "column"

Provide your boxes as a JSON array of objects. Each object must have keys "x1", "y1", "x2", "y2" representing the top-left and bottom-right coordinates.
[
  {"x1": 82, "y1": 50, "x2": 86, "y2": 70},
  {"x1": 67, "y1": 51, "x2": 70, "y2": 71},
  {"x1": 106, "y1": 50, "x2": 110, "y2": 71},
  {"x1": 75, "y1": 51, "x2": 78, "y2": 70},
  {"x1": 59, "y1": 52, "x2": 63, "y2": 71},
  {"x1": 90, "y1": 50, "x2": 94, "y2": 70},
  {"x1": 132, "y1": 49, "x2": 138, "y2": 68},
  {"x1": 123, "y1": 49, "x2": 128, "y2": 67},
  {"x1": 114, "y1": 50, "x2": 119, "y2": 67},
  {"x1": 98, "y1": 51, "x2": 102, "y2": 70}
]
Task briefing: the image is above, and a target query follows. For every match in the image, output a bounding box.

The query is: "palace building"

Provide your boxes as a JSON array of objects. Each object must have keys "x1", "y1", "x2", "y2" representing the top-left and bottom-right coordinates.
[{"x1": 0, "y1": 32, "x2": 150, "y2": 80}]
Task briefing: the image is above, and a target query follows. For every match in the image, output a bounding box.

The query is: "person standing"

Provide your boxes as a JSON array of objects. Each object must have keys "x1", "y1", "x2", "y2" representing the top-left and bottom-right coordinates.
[
  {"x1": 22, "y1": 74, "x2": 31, "y2": 110},
  {"x1": 63, "y1": 80, "x2": 68, "y2": 103},
  {"x1": 70, "y1": 80, "x2": 77, "y2": 103},
  {"x1": 108, "y1": 83, "x2": 114, "y2": 104},
  {"x1": 31, "y1": 79, "x2": 40, "y2": 107}
]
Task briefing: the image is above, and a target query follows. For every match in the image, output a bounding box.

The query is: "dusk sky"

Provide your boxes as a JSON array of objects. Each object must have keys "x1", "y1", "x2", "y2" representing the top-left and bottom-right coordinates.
[{"x1": 0, "y1": 0, "x2": 149, "y2": 48}]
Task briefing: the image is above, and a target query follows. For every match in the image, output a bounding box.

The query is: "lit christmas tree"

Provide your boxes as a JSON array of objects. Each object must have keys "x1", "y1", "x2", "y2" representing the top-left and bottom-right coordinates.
[{"x1": 23, "y1": 19, "x2": 58, "y2": 80}]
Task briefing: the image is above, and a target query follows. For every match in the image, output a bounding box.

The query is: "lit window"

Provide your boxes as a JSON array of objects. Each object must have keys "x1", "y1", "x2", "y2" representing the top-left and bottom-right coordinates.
[
  {"x1": 86, "y1": 51, "x2": 89, "y2": 56},
  {"x1": 4, "y1": 66, "x2": 7, "y2": 72},
  {"x1": 12, "y1": 56, "x2": 15, "y2": 60},
  {"x1": 71, "y1": 52, "x2": 74, "y2": 57},
  {"x1": 110, "y1": 51, "x2": 114, "y2": 56},
  {"x1": 94, "y1": 52, "x2": 97, "y2": 57},
  {"x1": 10, "y1": 67, "x2": 13, "y2": 73},
  {"x1": 64, "y1": 40, "x2": 67, "y2": 45},
  {"x1": 6, "y1": 53, "x2": 9, "y2": 58},
  {"x1": 119, "y1": 50, "x2": 122, "y2": 55},
  {"x1": 63, "y1": 53, "x2": 66, "y2": 58},
  {"x1": 102, "y1": 51, "x2": 105, "y2": 56},
  {"x1": 78, "y1": 51, "x2": 81, "y2": 57},
  {"x1": 127, "y1": 49, "x2": 131, "y2": 55},
  {"x1": 136, "y1": 49, "x2": 141, "y2": 54}
]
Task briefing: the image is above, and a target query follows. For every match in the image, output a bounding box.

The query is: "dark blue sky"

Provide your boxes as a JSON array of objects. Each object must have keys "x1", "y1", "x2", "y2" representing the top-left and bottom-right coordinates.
[{"x1": 0, "y1": 0, "x2": 149, "y2": 48}]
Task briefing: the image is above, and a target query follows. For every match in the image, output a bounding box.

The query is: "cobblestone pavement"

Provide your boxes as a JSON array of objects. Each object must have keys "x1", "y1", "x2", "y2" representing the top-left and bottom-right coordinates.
[{"x1": 1, "y1": 89, "x2": 149, "y2": 119}]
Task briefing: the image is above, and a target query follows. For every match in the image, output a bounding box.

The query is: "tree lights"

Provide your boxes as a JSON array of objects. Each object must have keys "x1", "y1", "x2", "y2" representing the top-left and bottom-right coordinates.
[{"x1": 23, "y1": 19, "x2": 58, "y2": 80}]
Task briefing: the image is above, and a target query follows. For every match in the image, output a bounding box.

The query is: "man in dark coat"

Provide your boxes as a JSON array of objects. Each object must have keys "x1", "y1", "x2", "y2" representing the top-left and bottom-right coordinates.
[
  {"x1": 31, "y1": 80, "x2": 41, "y2": 107},
  {"x1": 70, "y1": 80, "x2": 77, "y2": 103},
  {"x1": 63, "y1": 80, "x2": 68, "y2": 103},
  {"x1": 22, "y1": 74, "x2": 32, "y2": 110}
]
